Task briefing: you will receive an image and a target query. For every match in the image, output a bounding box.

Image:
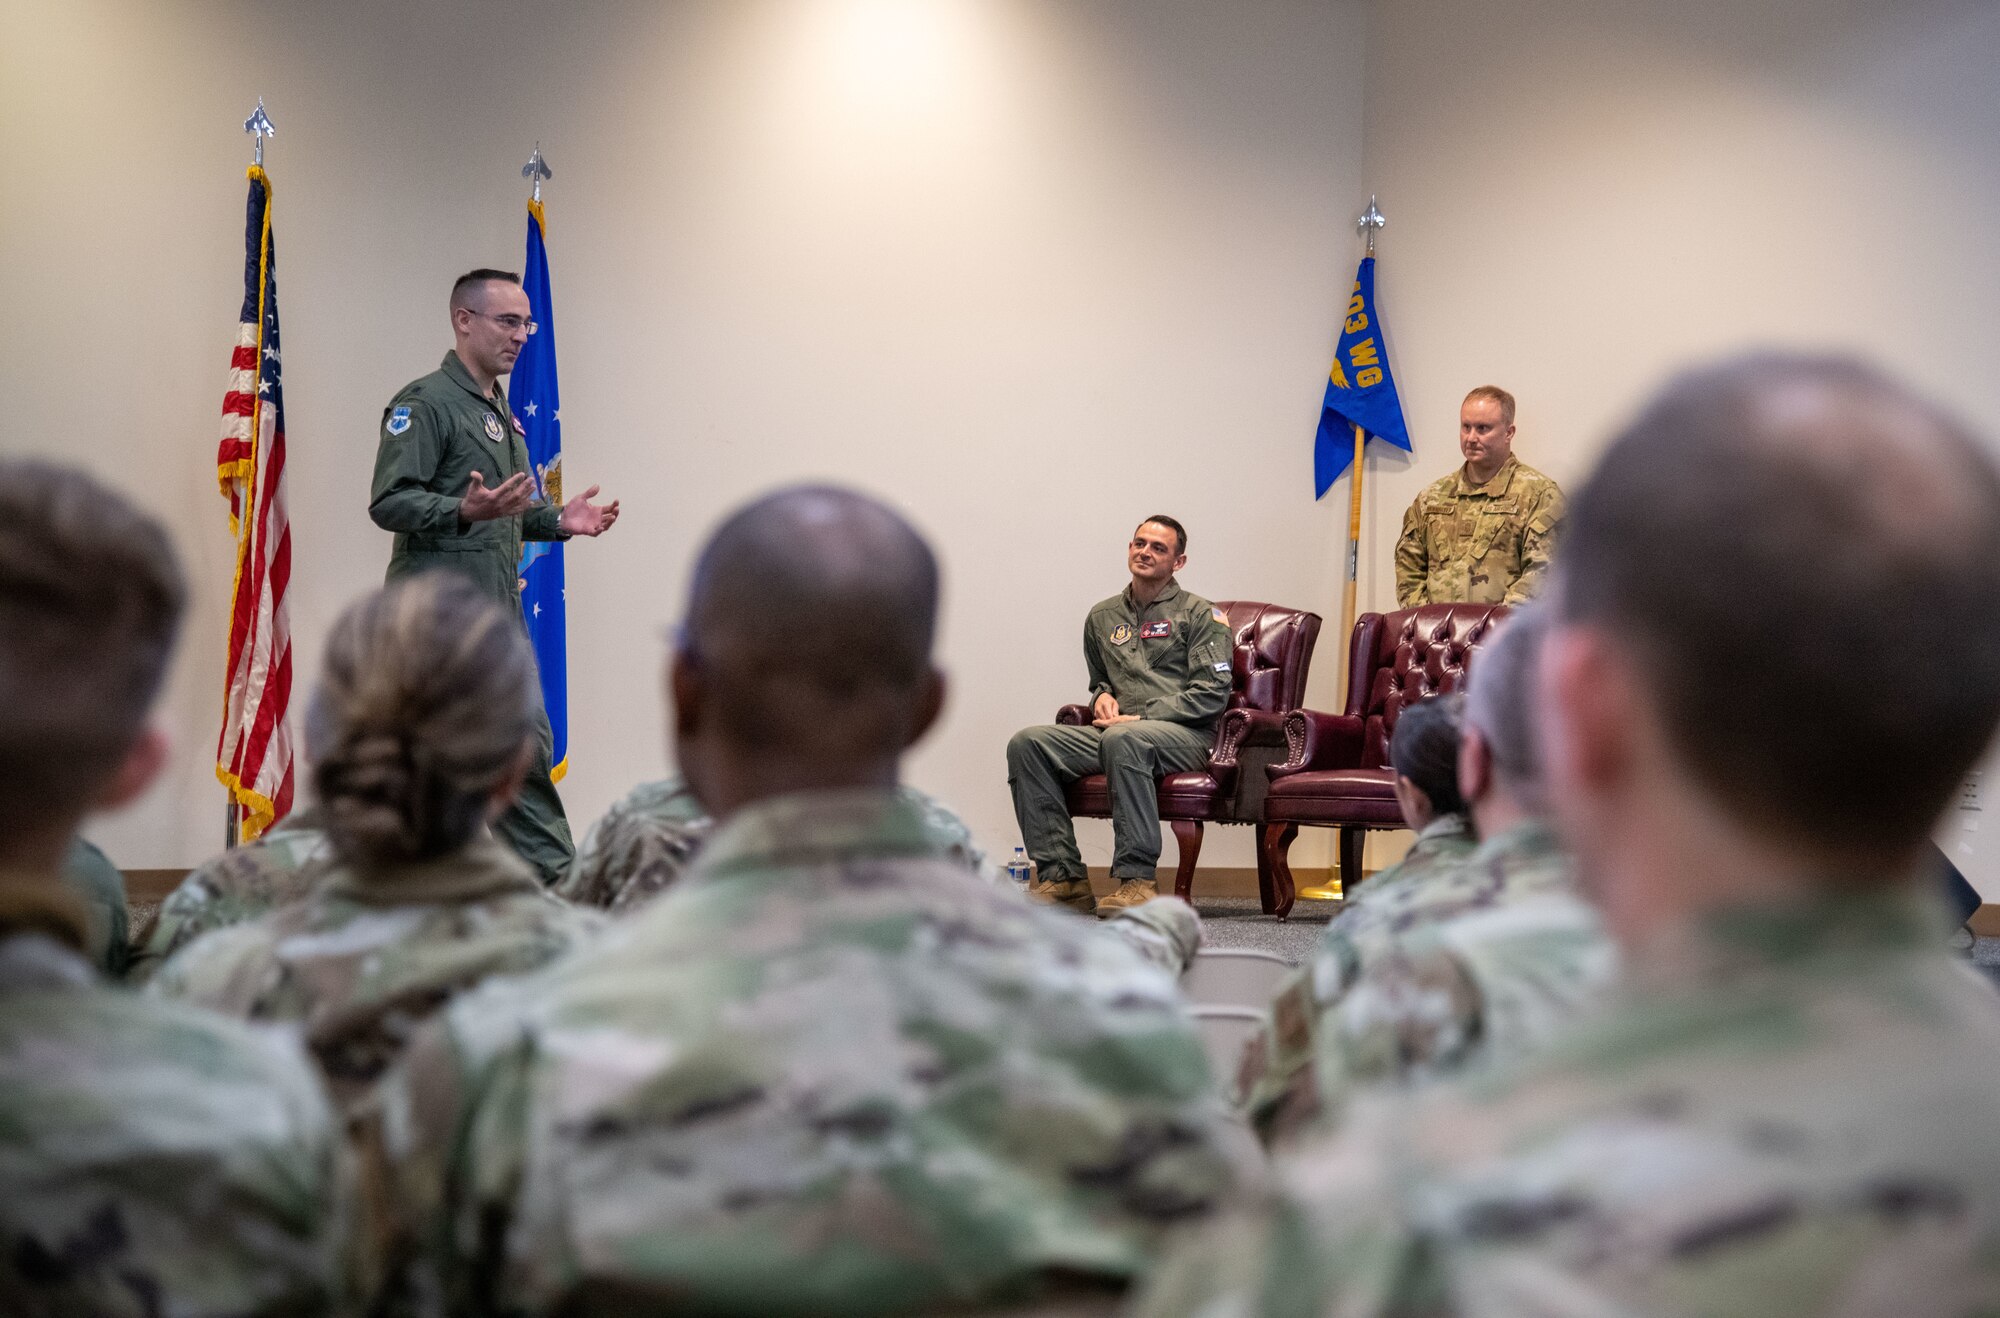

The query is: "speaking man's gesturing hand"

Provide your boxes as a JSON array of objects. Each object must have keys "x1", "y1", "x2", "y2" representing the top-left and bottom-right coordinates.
[
  {"x1": 461, "y1": 471, "x2": 534, "y2": 523},
  {"x1": 559, "y1": 485, "x2": 622, "y2": 538}
]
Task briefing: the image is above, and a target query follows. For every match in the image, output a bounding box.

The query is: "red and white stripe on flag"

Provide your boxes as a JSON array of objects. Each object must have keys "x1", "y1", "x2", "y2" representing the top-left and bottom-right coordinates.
[{"x1": 215, "y1": 164, "x2": 295, "y2": 843}]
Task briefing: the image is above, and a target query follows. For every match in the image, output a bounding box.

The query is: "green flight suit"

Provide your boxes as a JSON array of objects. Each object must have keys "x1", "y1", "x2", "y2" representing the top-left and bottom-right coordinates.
[
  {"x1": 370, "y1": 350, "x2": 574, "y2": 885},
  {"x1": 1006, "y1": 580, "x2": 1232, "y2": 883}
]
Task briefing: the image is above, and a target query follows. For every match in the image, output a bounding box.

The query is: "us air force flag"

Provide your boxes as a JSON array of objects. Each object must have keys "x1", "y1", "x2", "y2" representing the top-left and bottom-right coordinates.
[
  {"x1": 512, "y1": 198, "x2": 568, "y2": 781},
  {"x1": 1314, "y1": 256, "x2": 1412, "y2": 498}
]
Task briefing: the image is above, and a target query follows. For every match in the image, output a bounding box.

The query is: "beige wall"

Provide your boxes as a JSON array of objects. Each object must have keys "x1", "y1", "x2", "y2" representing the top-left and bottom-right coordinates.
[
  {"x1": 0, "y1": 0, "x2": 1369, "y2": 871},
  {"x1": 1356, "y1": 0, "x2": 2000, "y2": 892}
]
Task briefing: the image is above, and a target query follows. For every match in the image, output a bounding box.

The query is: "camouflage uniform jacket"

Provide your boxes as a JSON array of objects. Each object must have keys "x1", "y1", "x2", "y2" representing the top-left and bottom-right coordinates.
[
  {"x1": 557, "y1": 776, "x2": 1203, "y2": 976},
  {"x1": 371, "y1": 788, "x2": 1250, "y2": 1315},
  {"x1": 148, "y1": 837, "x2": 600, "y2": 1112},
  {"x1": 126, "y1": 809, "x2": 333, "y2": 984},
  {"x1": 1237, "y1": 819, "x2": 1614, "y2": 1144},
  {"x1": 1136, "y1": 887, "x2": 2000, "y2": 1317},
  {"x1": 558, "y1": 778, "x2": 1000, "y2": 912},
  {"x1": 1394, "y1": 454, "x2": 1565, "y2": 606},
  {"x1": 0, "y1": 876, "x2": 350, "y2": 1315}
]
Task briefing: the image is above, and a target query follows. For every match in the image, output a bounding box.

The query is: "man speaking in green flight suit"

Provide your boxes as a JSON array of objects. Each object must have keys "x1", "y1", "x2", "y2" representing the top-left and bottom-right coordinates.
[
  {"x1": 1006, "y1": 516, "x2": 1233, "y2": 917},
  {"x1": 368, "y1": 269, "x2": 620, "y2": 884}
]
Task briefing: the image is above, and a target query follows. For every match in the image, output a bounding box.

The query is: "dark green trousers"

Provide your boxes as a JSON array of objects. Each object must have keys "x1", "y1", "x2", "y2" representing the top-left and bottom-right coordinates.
[
  {"x1": 494, "y1": 705, "x2": 575, "y2": 886},
  {"x1": 1005, "y1": 720, "x2": 1211, "y2": 883}
]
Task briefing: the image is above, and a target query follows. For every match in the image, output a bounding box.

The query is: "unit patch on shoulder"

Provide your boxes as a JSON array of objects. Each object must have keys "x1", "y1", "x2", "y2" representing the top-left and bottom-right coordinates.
[
  {"x1": 385, "y1": 406, "x2": 412, "y2": 437},
  {"x1": 1109, "y1": 623, "x2": 1134, "y2": 646},
  {"x1": 483, "y1": 412, "x2": 506, "y2": 443},
  {"x1": 1212, "y1": 607, "x2": 1228, "y2": 625},
  {"x1": 1140, "y1": 620, "x2": 1173, "y2": 640}
]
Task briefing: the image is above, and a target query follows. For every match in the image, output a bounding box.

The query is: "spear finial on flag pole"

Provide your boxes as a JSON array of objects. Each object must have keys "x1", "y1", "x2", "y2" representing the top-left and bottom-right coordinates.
[
  {"x1": 523, "y1": 143, "x2": 552, "y2": 203},
  {"x1": 244, "y1": 98, "x2": 275, "y2": 167},
  {"x1": 1358, "y1": 195, "x2": 1386, "y2": 255}
]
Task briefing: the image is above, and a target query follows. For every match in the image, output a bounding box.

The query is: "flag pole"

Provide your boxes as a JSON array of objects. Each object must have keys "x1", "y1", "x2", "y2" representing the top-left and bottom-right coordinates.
[
  {"x1": 225, "y1": 98, "x2": 276, "y2": 850},
  {"x1": 1303, "y1": 196, "x2": 1390, "y2": 903}
]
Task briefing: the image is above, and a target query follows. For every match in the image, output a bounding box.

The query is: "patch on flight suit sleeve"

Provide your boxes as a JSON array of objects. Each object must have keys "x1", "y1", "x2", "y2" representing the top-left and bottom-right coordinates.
[
  {"x1": 385, "y1": 406, "x2": 412, "y2": 437},
  {"x1": 1140, "y1": 620, "x2": 1173, "y2": 640},
  {"x1": 1212, "y1": 607, "x2": 1228, "y2": 625}
]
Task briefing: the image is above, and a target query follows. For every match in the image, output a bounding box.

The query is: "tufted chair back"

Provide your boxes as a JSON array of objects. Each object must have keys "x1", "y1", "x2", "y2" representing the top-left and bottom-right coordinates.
[
  {"x1": 1344, "y1": 603, "x2": 1509, "y2": 767},
  {"x1": 1217, "y1": 601, "x2": 1322, "y2": 715}
]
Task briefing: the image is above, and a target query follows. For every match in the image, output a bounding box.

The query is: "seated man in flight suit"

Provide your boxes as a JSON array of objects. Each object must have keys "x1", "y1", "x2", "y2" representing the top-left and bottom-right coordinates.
[{"x1": 1006, "y1": 515, "x2": 1232, "y2": 916}]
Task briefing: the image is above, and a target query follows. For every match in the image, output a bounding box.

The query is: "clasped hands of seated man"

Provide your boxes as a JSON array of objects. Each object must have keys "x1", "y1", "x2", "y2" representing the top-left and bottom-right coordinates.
[
  {"x1": 1092, "y1": 693, "x2": 1142, "y2": 727},
  {"x1": 459, "y1": 471, "x2": 622, "y2": 536}
]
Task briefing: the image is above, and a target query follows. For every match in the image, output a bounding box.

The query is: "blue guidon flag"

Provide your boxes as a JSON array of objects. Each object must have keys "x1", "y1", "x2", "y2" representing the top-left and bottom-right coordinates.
[
  {"x1": 511, "y1": 198, "x2": 569, "y2": 782},
  {"x1": 1314, "y1": 255, "x2": 1413, "y2": 498}
]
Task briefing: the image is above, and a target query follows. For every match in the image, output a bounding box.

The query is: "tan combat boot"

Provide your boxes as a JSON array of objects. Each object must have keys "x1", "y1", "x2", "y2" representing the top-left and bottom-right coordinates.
[
  {"x1": 1095, "y1": 877, "x2": 1158, "y2": 915},
  {"x1": 1026, "y1": 873, "x2": 1098, "y2": 915}
]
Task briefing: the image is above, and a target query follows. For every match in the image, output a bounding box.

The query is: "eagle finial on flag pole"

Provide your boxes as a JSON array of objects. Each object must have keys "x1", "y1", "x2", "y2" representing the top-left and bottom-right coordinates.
[
  {"x1": 523, "y1": 143, "x2": 552, "y2": 203},
  {"x1": 244, "y1": 98, "x2": 275, "y2": 167}
]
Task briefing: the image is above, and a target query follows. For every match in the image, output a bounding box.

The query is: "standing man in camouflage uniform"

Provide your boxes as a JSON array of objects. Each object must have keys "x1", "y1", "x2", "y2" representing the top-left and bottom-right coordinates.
[
  {"x1": 367, "y1": 487, "x2": 1249, "y2": 1315},
  {"x1": 1396, "y1": 385, "x2": 1564, "y2": 605},
  {"x1": 1135, "y1": 355, "x2": 2000, "y2": 1316},
  {"x1": 370, "y1": 268, "x2": 621, "y2": 885},
  {"x1": 1236, "y1": 611, "x2": 1615, "y2": 1143},
  {"x1": 0, "y1": 461, "x2": 349, "y2": 1314},
  {"x1": 1007, "y1": 516, "x2": 1233, "y2": 915}
]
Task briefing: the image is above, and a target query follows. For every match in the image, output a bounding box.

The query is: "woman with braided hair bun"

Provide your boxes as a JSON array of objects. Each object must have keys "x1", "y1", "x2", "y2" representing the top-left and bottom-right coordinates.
[{"x1": 150, "y1": 573, "x2": 600, "y2": 1113}]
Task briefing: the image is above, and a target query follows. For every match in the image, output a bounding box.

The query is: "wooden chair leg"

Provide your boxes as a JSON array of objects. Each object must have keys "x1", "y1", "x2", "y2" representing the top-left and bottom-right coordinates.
[
  {"x1": 1259, "y1": 822, "x2": 1299, "y2": 920},
  {"x1": 1169, "y1": 820, "x2": 1203, "y2": 901},
  {"x1": 1338, "y1": 827, "x2": 1368, "y2": 894}
]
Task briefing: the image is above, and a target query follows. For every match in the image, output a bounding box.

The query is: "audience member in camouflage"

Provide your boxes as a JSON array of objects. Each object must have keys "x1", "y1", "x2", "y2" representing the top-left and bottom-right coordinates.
[
  {"x1": 59, "y1": 835, "x2": 128, "y2": 976},
  {"x1": 369, "y1": 487, "x2": 1249, "y2": 1315},
  {"x1": 561, "y1": 774, "x2": 1203, "y2": 974},
  {"x1": 125, "y1": 807, "x2": 332, "y2": 983},
  {"x1": 559, "y1": 775, "x2": 998, "y2": 912},
  {"x1": 1135, "y1": 355, "x2": 2000, "y2": 1315},
  {"x1": 1235, "y1": 617, "x2": 1615, "y2": 1143},
  {"x1": 152, "y1": 573, "x2": 601, "y2": 1112},
  {"x1": 150, "y1": 835, "x2": 598, "y2": 1111},
  {"x1": 1395, "y1": 386, "x2": 1564, "y2": 606},
  {"x1": 0, "y1": 460, "x2": 350, "y2": 1314}
]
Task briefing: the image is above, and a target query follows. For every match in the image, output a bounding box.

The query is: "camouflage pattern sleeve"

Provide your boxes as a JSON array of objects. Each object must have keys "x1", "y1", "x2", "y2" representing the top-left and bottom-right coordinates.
[
  {"x1": 1129, "y1": 1094, "x2": 1420, "y2": 1318},
  {"x1": 1394, "y1": 492, "x2": 1431, "y2": 608},
  {"x1": 1502, "y1": 478, "x2": 1565, "y2": 605},
  {"x1": 1101, "y1": 897, "x2": 1203, "y2": 975},
  {"x1": 556, "y1": 781, "x2": 714, "y2": 912},
  {"x1": 125, "y1": 825, "x2": 332, "y2": 984},
  {"x1": 0, "y1": 939, "x2": 358, "y2": 1316},
  {"x1": 1229, "y1": 937, "x2": 1479, "y2": 1147}
]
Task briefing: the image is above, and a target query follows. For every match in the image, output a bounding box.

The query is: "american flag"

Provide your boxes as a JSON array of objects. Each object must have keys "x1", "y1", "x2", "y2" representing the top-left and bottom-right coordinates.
[{"x1": 215, "y1": 164, "x2": 295, "y2": 841}]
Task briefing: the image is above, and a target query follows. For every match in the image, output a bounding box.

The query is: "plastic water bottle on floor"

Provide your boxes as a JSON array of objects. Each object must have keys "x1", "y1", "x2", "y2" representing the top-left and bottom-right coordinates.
[{"x1": 1007, "y1": 848, "x2": 1031, "y2": 885}]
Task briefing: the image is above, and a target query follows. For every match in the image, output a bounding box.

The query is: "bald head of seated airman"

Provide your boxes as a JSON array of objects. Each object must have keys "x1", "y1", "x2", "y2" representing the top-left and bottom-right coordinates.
[
  {"x1": 672, "y1": 483, "x2": 945, "y2": 819},
  {"x1": 1543, "y1": 353, "x2": 2000, "y2": 937}
]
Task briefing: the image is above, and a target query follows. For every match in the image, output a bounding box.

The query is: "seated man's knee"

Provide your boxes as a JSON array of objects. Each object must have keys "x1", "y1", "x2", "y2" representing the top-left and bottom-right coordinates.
[
  {"x1": 1006, "y1": 726, "x2": 1048, "y2": 771},
  {"x1": 1099, "y1": 721, "x2": 1148, "y2": 765}
]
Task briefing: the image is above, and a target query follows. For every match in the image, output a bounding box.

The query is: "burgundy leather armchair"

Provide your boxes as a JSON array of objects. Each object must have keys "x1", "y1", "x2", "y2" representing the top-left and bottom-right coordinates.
[
  {"x1": 1055, "y1": 601, "x2": 1321, "y2": 911},
  {"x1": 1259, "y1": 603, "x2": 1509, "y2": 910}
]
